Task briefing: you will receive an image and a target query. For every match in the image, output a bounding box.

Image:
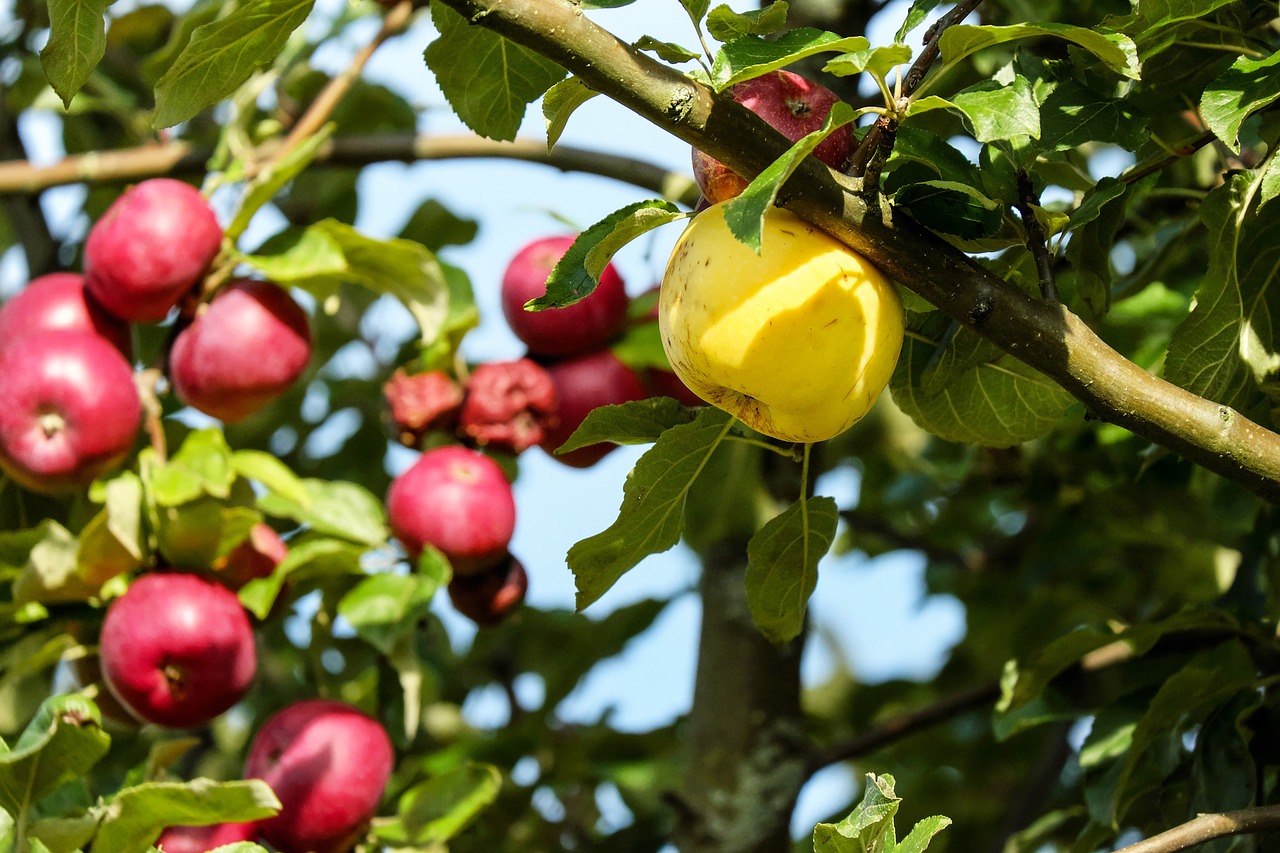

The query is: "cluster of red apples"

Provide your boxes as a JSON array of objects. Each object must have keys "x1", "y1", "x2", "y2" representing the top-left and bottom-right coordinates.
[
  {"x1": 383, "y1": 235, "x2": 705, "y2": 630},
  {"x1": 0, "y1": 178, "x2": 312, "y2": 495}
]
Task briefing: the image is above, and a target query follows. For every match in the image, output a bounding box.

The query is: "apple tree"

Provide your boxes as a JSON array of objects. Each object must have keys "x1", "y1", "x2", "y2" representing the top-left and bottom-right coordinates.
[{"x1": 2, "y1": 0, "x2": 1280, "y2": 851}]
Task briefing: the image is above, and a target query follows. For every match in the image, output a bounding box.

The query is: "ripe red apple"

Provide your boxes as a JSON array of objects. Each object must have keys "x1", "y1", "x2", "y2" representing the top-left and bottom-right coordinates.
[
  {"x1": 216, "y1": 523, "x2": 287, "y2": 590},
  {"x1": 539, "y1": 348, "x2": 648, "y2": 468},
  {"x1": 245, "y1": 699, "x2": 394, "y2": 853},
  {"x1": 501, "y1": 235, "x2": 629, "y2": 357},
  {"x1": 99, "y1": 572, "x2": 257, "y2": 728},
  {"x1": 458, "y1": 358, "x2": 557, "y2": 454},
  {"x1": 386, "y1": 445, "x2": 516, "y2": 575},
  {"x1": 155, "y1": 820, "x2": 260, "y2": 853},
  {"x1": 0, "y1": 330, "x2": 141, "y2": 493},
  {"x1": 645, "y1": 366, "x2": 705, "y2": 408},
  {"x1": 448, "y1": 554, "x2": 528, "y2": 627},
  {"x1": 84, "y1": 178, "x2": 223, "y2": 322},
  {"x1": 0, "y1": 272, "x2": 131, "y2": 356},
  {"x1": 692, "y1": 70, "x2": 853, "y2": 204},
  {"x1": 169, "y1": 279, "x2": 312, "y2": 423}
]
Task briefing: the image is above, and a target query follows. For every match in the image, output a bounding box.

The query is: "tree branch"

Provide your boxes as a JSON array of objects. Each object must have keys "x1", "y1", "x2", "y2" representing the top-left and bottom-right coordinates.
[
  {"x1": 0, "y1": 134, "x2": 697, "y2": 204},
  {"x1": 433, "y1": 0, "x2": 1280, "y2": 503},
  {"x1": 1014, "y1": 168, "x2": 1059, "y2": 302},
  {"x1": 1112, "y1": 805, "x2": 1280, "y2": 853}
]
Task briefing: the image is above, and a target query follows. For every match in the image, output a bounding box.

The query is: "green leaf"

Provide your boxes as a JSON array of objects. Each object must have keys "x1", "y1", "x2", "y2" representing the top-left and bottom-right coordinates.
[
  {"x1": 745, "y1": 495, "x2": 837, "y2": 644},
  {"x1": 823, "y1": 44, "x2": 913, "y2": 82},
  {"x1": 937, "y1": 23, "x2": 1140, "y2": 80},
  {"x1": 147, "y1": 428, "x2": 235, "y2": 506},
  {"x1": 11, "y1": 521, "x2": 97, "y2": 605},
  {"x1": 238, "y1": 537, "x2": 366, "y2": 618},
  {"x1": 1067, "y1": 176, "x2": 1127, "y2": 230},
  {"x1": 40, "y1": 0, "x2": 111, "y2": 107},
  {"x1": 1201, "y1": 50, "x2": 1280, "y2": 153},
  {"x1": 634, "y1": 36, "x2": 701, "y2": 64},
  {"x1": 418, "y1": 262, "x2": 480, "y2": 371},
  {"x1": 947, "y1": 76, "x2": 1040, "y2": 143},
  {"x1": 239, "y1": 219, "x2": 448, "y2": 346},
  {"x1": 893, "y1": 816, "x2": 953, "y2": 853},
  {"x1": 1064, "y1": 178, "x2": 1130, "y2": 317},
  {"x1": 558, "y1": 397, "x2": 701, "y2": 454},
  {"x1": 338, "y1": 573, "x2": 443, "y2": 656},
  {"x1": 887, "y1": 126, "x2": 983, "y2": 186},
  {"x1": 1166, "y1": 173, "x2": 1280, "y2": 408},
  {"x1": 722, "y1": 101, "x2": 855, "y2": 253},
  {"x1": 153, "y1": 0, "x2": 316, "y2": 128},
  {"x1": 611, "y1": 317, "x2": 671, "y2": 372},
  {"x1": 1039, "y1": 83, "x2": 1146, "y2": 151},
  {"x1": 390, "y1": 763, "x2": 502, "y2": 844},
  {"x1": 813, "y1": 773, "x2": 899, "y2": 852},
  {"x1": 706, "y1": 2, "x2": 789, "y2": 42},
  {"x1": 425, "y1": 2, "x2": 566, "y2": 141},
  {"x1": 894, "y1": 0, "x2": 943, "y2": 43},
  {"x1": 679, "y1": 0, "x2": 711, "y2": 29},
  {"x1": 0, "y1": 694, "x2": 110, "y2": 816},
  {"x1": 568, "y1": 407, "x2": 734, "y2": 609},
  {"x1": 893, "y1": 180, "x2": 1004, "y2": 240},
  {"x1": 155, "y1": 500, "x2": 260, "y2": 569},
  {"x1": 226, "y1": 123, "x2": 336, "y2": 241},
  {"x1": 1260, "y1": 152, "x2": 1280, "y2": 213},
  {"x1": 890, "y1": 311, "x2": 1074, "y2": 445},
  {"x1": 543, "y1": 76, "x2": 598, "y2": 150},
  {"x1": 231, "y1": 450, "x2": 310, "y2": 510},
  {"x1": 528, "y1": 201, "x2": 687, "y2": 310},
  {"x1": 78, "y1": 472, "x2": 146, "y2": 585},
  {"x1": 398, "y1": 200, "x2": 479, "y2": 253},
  {"x1": 93, "y1": 778, "x2": 280, "y2": 851},
  {"x1": 711, "y1": 28, "x2": 869, "y2": 90},
  {"x1": 256, "y1": 478, "x2": 388, "y2": 546}
]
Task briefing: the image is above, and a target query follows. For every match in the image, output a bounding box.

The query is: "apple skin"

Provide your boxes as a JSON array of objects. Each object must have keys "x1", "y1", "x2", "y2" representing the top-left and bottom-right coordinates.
[
  {"x1": 99, "y1": 572, "x2": 257, "y2": 728},
  {"x1": 215, "y1": 523, "x2": 287, "y2": 591},
  {"x1": 245, "y1": 699, "x2": 394, "y2": 853},
  {"x1": 660, "y1": 202, "x2": 904, "y2": 443},
  {"x1": 539, "y1": 348, "x2": 649, "y2": 468},
  {"x1": 0, "y1": 330, "x2": 141, "y2": 493},
  {"x1": 501, "y1": 235, "x2": 629, "y2": 357},
  {"x1": 84, "y1": 178, "x2": 223, "y2": 322},
  {"x1": 0, "y1": 272, "x2": 132, "y2": 357},
  {"x1": 155, "y1": 820, "x2": 260, "y2": 853},
  {"x1": 386, "y1": 445, "x2": 516, "y2": 575},
  {"x1": 448, "y1": 554, "x2": 528, "y2": 627},
  {"x1": 169, "y1": 279, "x2": 312, "y2": 423},
  {"x1": 692, "y1": 70, "x2": 853, "y2": 204},
  {"x1": 458, "y1": 358, "x2": 558, "y2": 454}
]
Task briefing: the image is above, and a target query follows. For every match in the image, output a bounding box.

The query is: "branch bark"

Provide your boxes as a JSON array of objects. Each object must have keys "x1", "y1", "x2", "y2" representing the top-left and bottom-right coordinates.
[
  {"x1": 433, "y1": 0, "x2": 1280, "y2": 503},
  {"x1": 1112, "y1": 805, "x2": 1280, "y2": 853}
]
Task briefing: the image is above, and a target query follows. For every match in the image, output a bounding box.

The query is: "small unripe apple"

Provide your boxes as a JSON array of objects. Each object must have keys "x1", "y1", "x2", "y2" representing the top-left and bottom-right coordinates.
[
  {"x1": 0, "y1": 272, "x2": 132, "y2": 357},
  {"x1": 0, "y1": 330, "x2": 141, "y2": 493},
  {"x1": 245, "y1": 699, "x2": 394, "y2": 853},
  {"x1": 169, "y1": 279, "x2": 312, "y2": 423},
  {"x1": 692, "y1": 70, "x2": 853, "y2": 204},
  {"x1": 501, "y1": 235, "x2": 629, "y2": 357},
  {"x1": 539, "y1": 348, "x2": 648, "y2": 468},
  {"x1": 215, "y1": 523, "x2": 287, "y2": 591},
  {"x1": 448, "y1": 554, "x2": 528, "y2": 627},
  {"x1": 458, "y1": 358, "x2": 558, "y2": 454},
  {"x1": 84, "y1": 178, "x2": 223, "y2": 322},
  {"x1": 100, "y1": 572, "x2": 257, "y2": 728},
  {"x1": 660, "y1": 203, "x2": 904, "y2": 442},
  {"x1": 155, "y1": 820, "x2": 260, "y2": 853},
  {"x1": 386, "y1": 445, "x2": 515, "y2": 574}
]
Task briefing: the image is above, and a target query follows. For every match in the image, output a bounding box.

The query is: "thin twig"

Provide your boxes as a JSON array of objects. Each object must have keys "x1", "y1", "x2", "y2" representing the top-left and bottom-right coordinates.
[
  {"x1": 1120, "y1": 131, "x2": 1216, "y2": 185},
  {"x1": 902, "y1": 0, "x2": 986, "y2": 95},
  {"x1": 1112, "y1": 806, "x2": 1280, "y2": 853},
  {"x1": 1014, "y1": 168, "x2": 1059, "y2": 302}
]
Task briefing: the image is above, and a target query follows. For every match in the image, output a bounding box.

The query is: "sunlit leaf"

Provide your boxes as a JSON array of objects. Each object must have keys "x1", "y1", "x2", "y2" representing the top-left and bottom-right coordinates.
[{"x1": 745, "y1": 495, "x2": 837, "y2": 644}]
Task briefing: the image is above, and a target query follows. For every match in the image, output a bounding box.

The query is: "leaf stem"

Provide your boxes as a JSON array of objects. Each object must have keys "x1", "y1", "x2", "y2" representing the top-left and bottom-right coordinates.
[{"x1": 724, "y1": 435, "x2": 802, "y2": 459}]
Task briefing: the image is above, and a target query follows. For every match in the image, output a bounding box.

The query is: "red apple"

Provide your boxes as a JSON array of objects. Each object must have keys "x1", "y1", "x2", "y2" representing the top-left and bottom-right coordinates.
[
  {"x1": 539, "y1": 348, "x2": 648, "y2": 468},
  {"x1": 384, "y1": 368, "x2": 464, "y2": 444},
  {"x1": 458, "y1": 358, "x2": 557, "y2": 454},
  {"x1": 0, "y1": 330, "x2": 141, "y2": 493},
  {"x1": 169, "y1": 279, "x2": 312, "y2": 423},
  {"x1": 386, "y1": 445, "x2": 516, "y2": 575},
  {"x1": 692, "y1": 70, "x2": 853, "y2": 204},
  {"x1": 501, "y1": 235, "x2": 629, "y2": 357},
  {"x1": 0, "y1": 272, "x2": 132, "y2": 356},
  {"x1": 99, "y1": 572, "x2": 257, "y2": 728},
  {"x1": 645, "y1": 366, "x2": 706, "y2": 408},
  {"x1": 84, "y1": 178, "x2": 223, "y2": 322},
  {"x1": 245, "y1": 699, "x2": 394, "y2": 853},
  {"x1": 216, "y1": 523, "x2": 287, "y2": 590},
  {"x1": 155, "y1": 820, "x2": 260, "y2": 853},
  {"x1": 448, "y1": 554, "x2": 528, "y2": 627}
]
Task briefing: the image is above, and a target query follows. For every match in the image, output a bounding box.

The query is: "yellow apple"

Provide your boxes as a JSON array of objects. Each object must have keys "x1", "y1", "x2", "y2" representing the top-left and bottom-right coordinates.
[{"x1": 659, "y1": 202, "x2": 904, "y2": 443}]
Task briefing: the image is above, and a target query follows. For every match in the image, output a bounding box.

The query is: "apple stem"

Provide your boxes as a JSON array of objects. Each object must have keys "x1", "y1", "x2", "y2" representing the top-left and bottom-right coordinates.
[{"x1": 162, "y1": 663, "x2": 187, "y2": 701}]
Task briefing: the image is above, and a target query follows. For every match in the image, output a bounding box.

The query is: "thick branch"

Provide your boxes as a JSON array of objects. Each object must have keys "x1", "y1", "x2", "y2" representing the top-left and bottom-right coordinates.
[
  {"x1": 435, "y1": 0, "x2": 1280, "y2": 503},
  {"x1": 1113, "y1": 806, "x2": 1280, "y2": 853},
  {"x1": 0, "y1": 135, "x2": 698, "y2": 203}
]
